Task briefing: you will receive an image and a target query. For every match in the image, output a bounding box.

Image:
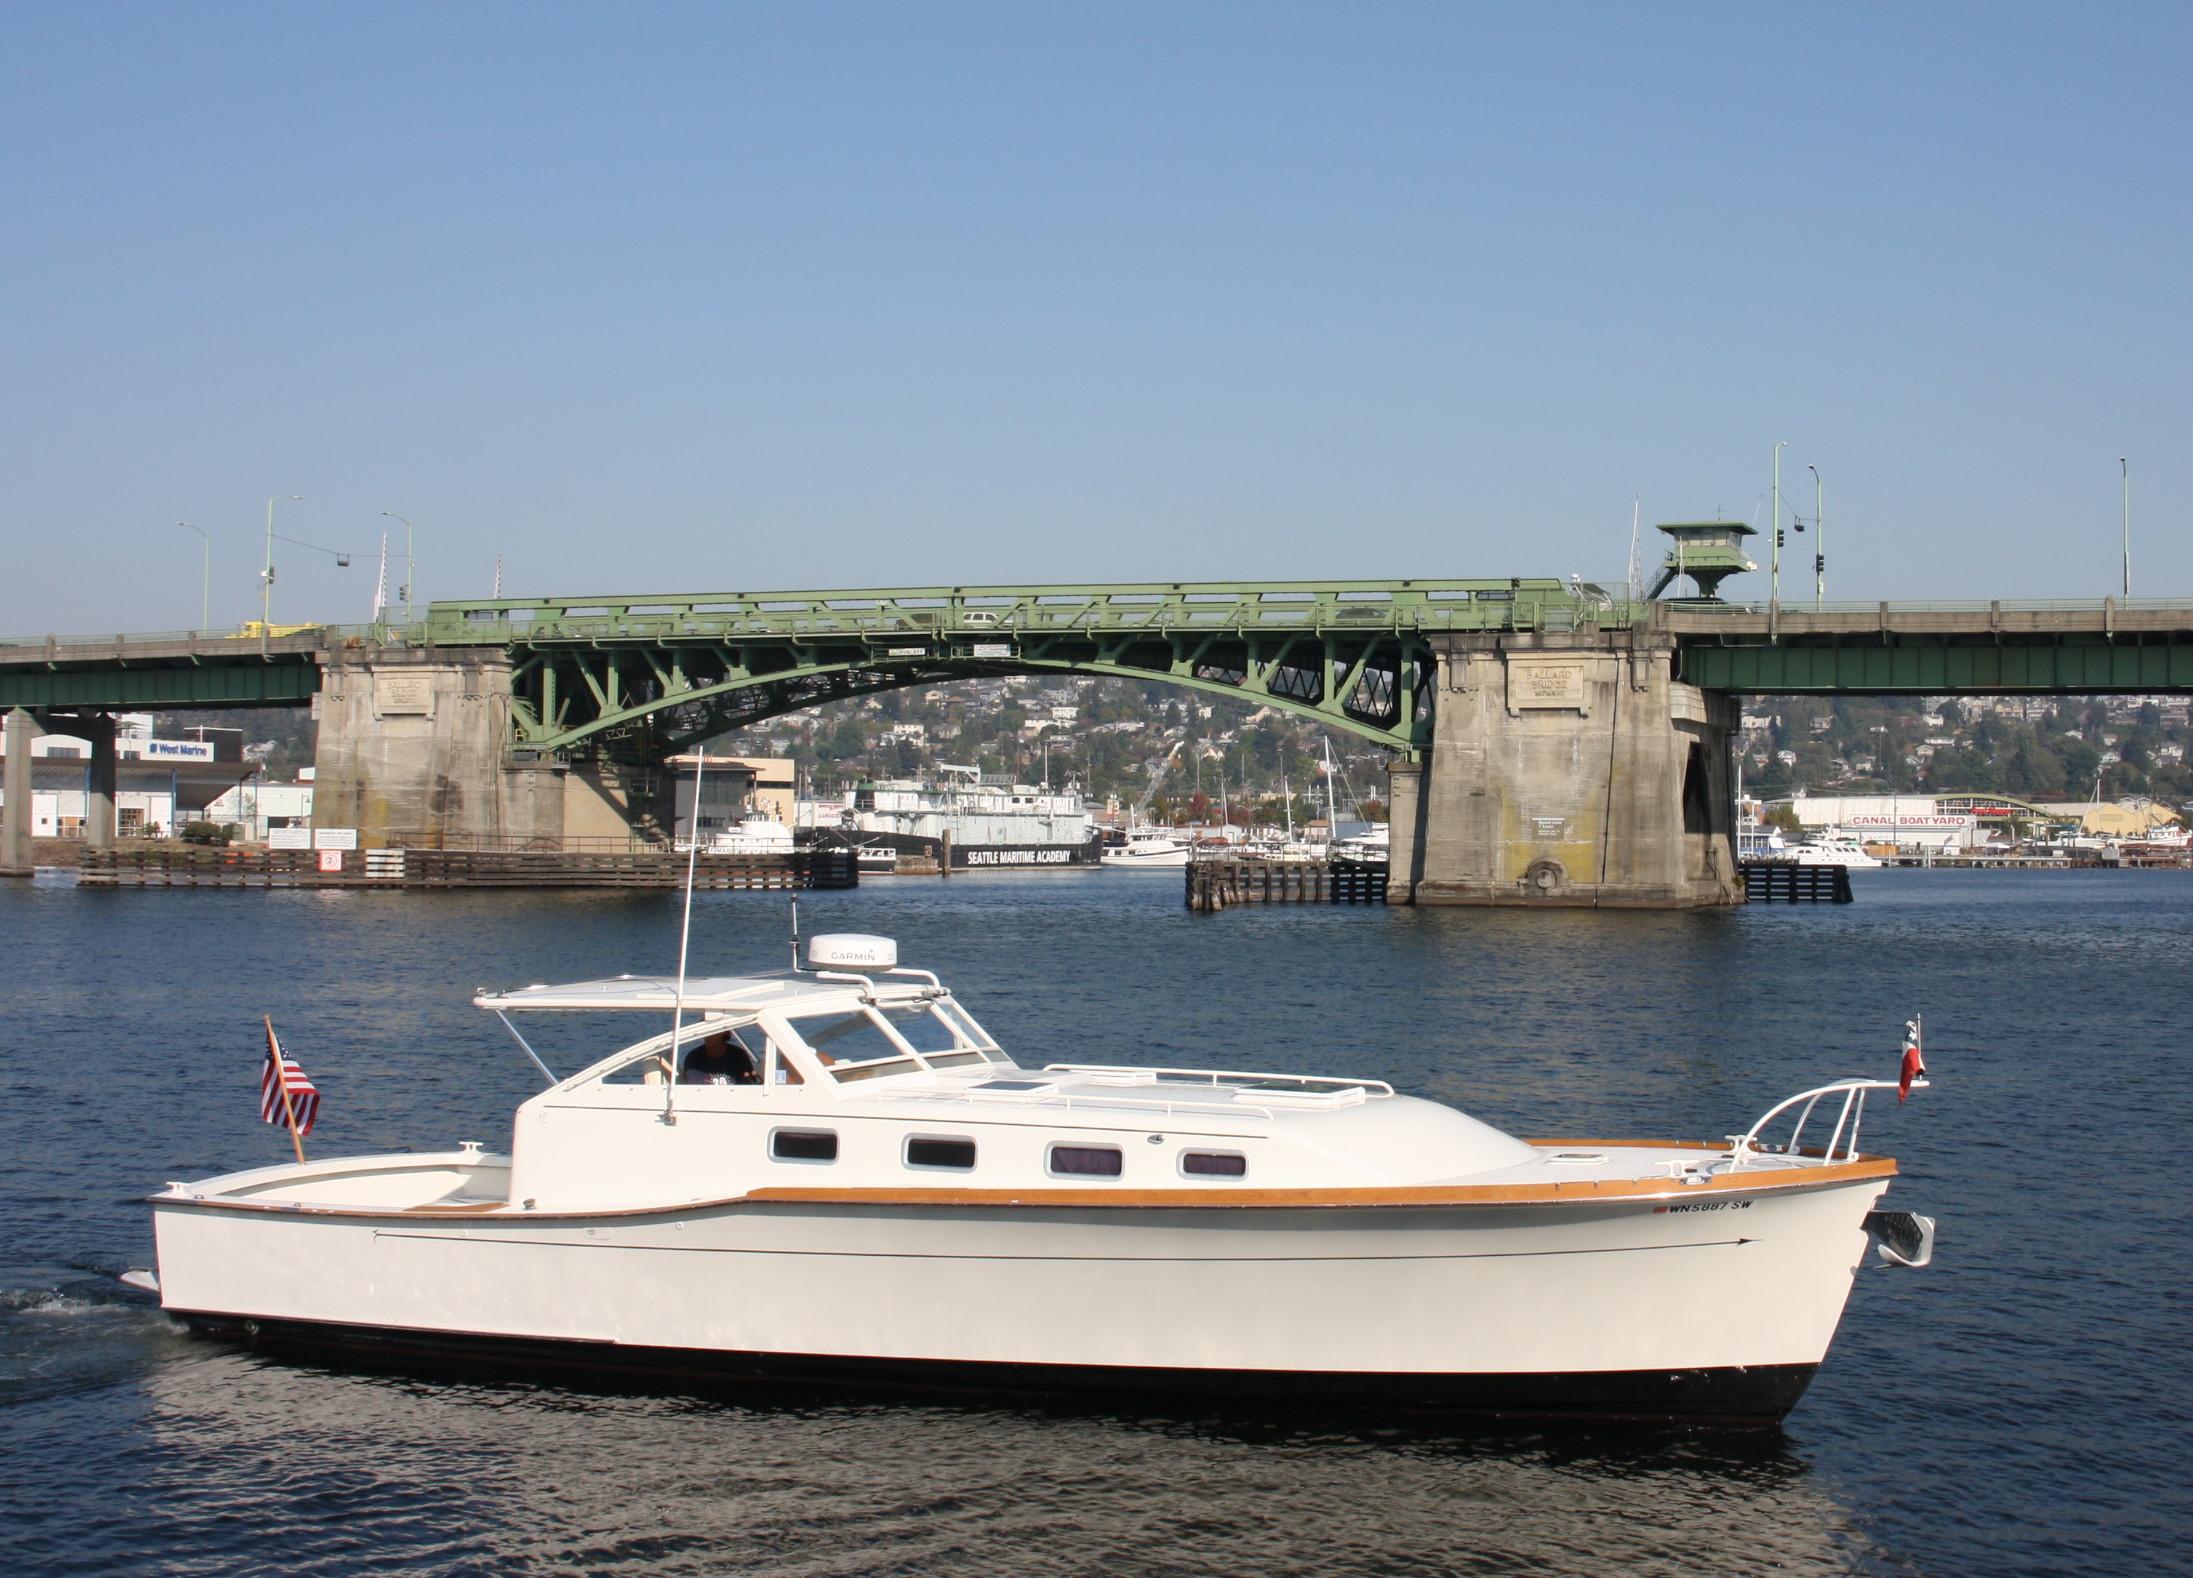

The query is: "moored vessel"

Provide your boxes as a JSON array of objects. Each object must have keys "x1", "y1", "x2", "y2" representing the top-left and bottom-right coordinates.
[
  {"x1": 803, "y1": 766, "x2": 1101, "y2": 869},
  {"x1": 142, "y1": 935, "x2": 1938, "y2": 1424},
  {"x1": 1789, "y1": 833, "x2": 1884, "y2": 869},
  {"x1": 1099, "y1": 830, "x2": 1195, "y2": 867}
]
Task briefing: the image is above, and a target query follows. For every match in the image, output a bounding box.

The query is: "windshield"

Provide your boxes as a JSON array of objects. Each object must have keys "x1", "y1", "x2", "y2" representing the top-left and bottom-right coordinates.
[{"x1": 793, "y1": 998, "x2": 1007, "y2": 1081}]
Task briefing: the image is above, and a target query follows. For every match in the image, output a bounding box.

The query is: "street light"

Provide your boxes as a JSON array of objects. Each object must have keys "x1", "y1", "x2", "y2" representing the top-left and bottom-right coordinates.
[
  {"x1": 1807, "y1": 465, "x2": 1824, "y2": 611},
  {"x1": 261, "y1": 495, "x2": 302, "y2": 654},
  {"x1": 1770, "y1": 441, "x2": 1788, "y2": 604},
  {"x1": 2121, "y1": 458, "x2": 2131, "y2": 598},
  {"x1": 380, "y1": 511, "x2": 414, "y2": 618},
  {"x1": 176, "y1": 522, "x2": 210, "y2": 629}
]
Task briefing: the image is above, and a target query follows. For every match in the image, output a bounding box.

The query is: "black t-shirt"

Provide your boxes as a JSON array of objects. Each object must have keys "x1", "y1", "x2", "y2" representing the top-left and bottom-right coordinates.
[{"x1": 681, "y1": 1042, "x2": 756, "y2": 1084}]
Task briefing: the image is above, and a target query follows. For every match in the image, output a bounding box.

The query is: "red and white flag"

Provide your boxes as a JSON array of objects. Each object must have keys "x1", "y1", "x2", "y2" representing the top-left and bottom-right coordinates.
[
  {"x1": 1897, "y1": 1020, "x2": 1927, "y2": 1103},
  {"x1": 259, "y1": 1018, "x2": 321, "y2": 1134}
]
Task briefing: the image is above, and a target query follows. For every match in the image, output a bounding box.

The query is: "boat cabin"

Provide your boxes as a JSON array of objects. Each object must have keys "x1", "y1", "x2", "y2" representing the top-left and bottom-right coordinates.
[{"x1": 476, "y1": 934, "x2": 1539, "y2": 1211}]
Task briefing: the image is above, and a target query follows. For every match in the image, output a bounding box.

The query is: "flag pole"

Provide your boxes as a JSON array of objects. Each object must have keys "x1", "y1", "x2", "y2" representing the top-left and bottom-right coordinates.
[{"x1": 266, "y1": 1014, "x2": 307, "y2": 1164}]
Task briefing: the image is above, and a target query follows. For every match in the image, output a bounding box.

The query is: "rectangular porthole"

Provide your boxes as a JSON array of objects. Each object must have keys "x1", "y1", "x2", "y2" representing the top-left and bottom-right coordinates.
[
  {"x1": 1180, "y1": 1151, "x2": 1247, "y2": 1178},
  {"x1": 770, "y1": 1129, "x2": 838, "y2": 1163},
  {"x1": 906, "y1": 1136, "x2": 976, "y2": 1170},
  {"x1": 1047, "y1": 1143, "x2": 1123, "y2": 1178}
]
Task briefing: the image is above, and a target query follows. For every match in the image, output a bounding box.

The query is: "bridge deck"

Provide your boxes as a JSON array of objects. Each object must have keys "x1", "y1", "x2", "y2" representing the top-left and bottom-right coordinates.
[{"x1": 5, "y1": 591, "x2": 2193, "y2": 720}]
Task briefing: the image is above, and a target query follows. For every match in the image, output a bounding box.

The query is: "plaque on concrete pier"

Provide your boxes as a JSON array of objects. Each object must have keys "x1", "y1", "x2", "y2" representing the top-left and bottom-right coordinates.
[
  {"x1": 375, "y1": 671, "x2": 433, "y2": 717},
  {"x1": 1506, "y1": 658, "x2": 1588, "y2": 714}
]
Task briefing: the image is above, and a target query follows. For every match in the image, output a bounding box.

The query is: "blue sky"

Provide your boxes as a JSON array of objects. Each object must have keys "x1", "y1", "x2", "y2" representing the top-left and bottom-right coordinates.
[{"x1": 4, "y1": 2, "x2": 2186, "y2": 631}]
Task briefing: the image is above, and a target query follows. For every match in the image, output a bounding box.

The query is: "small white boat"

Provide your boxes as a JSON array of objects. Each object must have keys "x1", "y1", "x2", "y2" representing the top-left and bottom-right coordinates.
[
  {"x1": 676, "y1": 814, "x2": 796, "y2": 856},
  {"x1": 1100, "y1": 831, "x2": 1194, "y2": 868},
  {"x1": 1331, "y1": 825, "x2": 1391, "y2": 863},
  {"x1": 144, "y1": 935, "x2": 1936, "y2": 1424},
  {"x1": 1789, "y1": 834, "x2": 1883, "y2": 869}
]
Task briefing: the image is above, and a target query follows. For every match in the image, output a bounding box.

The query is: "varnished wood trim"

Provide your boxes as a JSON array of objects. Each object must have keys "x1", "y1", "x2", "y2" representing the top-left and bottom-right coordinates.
[
  {"x1": 151, "y1": 1155, "x2": 1896, "y2": 1221},
  {"x1": 1526, "y1": 1138, "x2": 1730, "y2": 1152},
  {"x1": 742, "y1": 1157, "x2": 1897, "y2": 1210},
  {"x1": 403, "y1": 1200, "x2": 507, "y2": 1214}
]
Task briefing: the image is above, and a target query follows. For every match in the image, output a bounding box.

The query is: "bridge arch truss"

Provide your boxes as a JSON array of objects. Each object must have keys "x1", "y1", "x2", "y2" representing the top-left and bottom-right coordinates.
[{"x1": 422, "y1": 580, "x2": 1595, "y2": 762}]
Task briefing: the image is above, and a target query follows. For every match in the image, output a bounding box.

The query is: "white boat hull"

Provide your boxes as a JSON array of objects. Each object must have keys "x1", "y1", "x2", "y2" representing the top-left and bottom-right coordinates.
[{"x1": 152, "y1": 1164, "x2": 1887, "y2": 1421}]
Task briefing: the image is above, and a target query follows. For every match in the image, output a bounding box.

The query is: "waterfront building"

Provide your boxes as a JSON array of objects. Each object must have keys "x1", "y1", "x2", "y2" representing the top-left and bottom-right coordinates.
[
  {"x1": 0, "y1": 713, "x2": 250, "y2": 840},
  {"x1": 665, "y1": 754, "x2": 796, "y2": 843}
]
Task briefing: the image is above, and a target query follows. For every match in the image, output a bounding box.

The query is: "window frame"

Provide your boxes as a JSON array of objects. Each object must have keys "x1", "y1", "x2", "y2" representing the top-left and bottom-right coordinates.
[
  {"x1": 1179, "y1": 1150, "x2": 1248, "y2": 1180},
  {"x1": 1045, "y1": 1142, "x2": 1125, "y2": 1180},
  {"x1": 768, "y1": 1127, "x2": 839, "y2": 1164},
  {"x1": 903, "y1": 1134, "x2": 978, "y2": 1172}
]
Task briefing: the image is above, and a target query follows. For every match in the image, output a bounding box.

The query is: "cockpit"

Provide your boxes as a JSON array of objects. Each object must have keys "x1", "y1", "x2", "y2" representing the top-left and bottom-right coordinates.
[{"x1": 473, "y1": 934, "x2": 1016, "y2": 1098}]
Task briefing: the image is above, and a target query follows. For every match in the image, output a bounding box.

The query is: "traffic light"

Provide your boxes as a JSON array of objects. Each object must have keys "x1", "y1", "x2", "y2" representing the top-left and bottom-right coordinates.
[
  {"x1": 1775, "y1": 529, "x2": 1785, "y2": 549},
  {"x1": 1815, "y1": 554, "x2": 1825, "y2": 575}
]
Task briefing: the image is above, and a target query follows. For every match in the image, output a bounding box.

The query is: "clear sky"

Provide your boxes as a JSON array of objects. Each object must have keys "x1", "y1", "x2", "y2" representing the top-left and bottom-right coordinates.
[{"x1": 4, "y1": 2, "x2": 2186, "y2": 632}]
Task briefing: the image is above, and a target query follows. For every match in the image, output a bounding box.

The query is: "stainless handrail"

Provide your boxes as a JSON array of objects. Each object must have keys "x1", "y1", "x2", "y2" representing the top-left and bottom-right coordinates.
[
  {"x1": 1043, "y1": 1062, "x2": 1396, "y2": 1097},
  {"x1": 1728, "y1": 1077, "x2": 1927, "y2": 1171}
]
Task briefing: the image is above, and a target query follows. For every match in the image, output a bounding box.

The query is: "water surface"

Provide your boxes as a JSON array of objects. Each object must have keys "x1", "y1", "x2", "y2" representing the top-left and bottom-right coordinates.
[{"x1": 3, "y1": 869, "x2": 2187, "y2": 1574}]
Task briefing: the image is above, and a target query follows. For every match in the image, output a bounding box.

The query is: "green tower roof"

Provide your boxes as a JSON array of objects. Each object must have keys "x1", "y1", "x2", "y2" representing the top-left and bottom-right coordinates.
[{"x1": 1649, "y1": 521, "x2": 1757, "y2": 601}]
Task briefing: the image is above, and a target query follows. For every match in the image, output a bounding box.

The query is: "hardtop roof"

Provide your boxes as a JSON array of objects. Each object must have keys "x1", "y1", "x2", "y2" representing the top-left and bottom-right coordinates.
[{"x1": 474, "y1": 969, "x2": 936, "y2": 1014}]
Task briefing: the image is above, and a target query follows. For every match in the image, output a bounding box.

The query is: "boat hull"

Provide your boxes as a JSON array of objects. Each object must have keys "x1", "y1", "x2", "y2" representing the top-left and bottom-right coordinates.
[
  {"x1": 152, "y1": 1177, "x2": 1886, "y2": 1424},
  {"x1": 807, "y1": 829, "x2": 1104, "y2": 869},
  {"x1": 174, "y1": 1310, "x2": 1818, "y2": 1423}
]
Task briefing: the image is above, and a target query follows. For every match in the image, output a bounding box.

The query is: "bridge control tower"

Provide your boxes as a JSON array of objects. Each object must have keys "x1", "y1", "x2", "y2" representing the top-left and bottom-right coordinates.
[{"x1": 1647, "y1": 521, "x2": 1757, "y2": 601}]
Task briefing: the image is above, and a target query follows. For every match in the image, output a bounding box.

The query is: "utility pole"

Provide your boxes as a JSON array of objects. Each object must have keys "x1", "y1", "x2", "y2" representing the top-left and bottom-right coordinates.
[
  {"x1": 262, "y1": 494, "x2": 301, "y2": 656},
  {"x1": 2121, "y1": 458, "x2": 2130, "y2": 598},
  {"x1": 1808, "y1": 465, "x2": 1824, "y2": 610},
  {"x1": 381, "y1": 511, "x2": 415, "y2": 618},
  {"x1": 1771, "y1": 442, "x2": 1787, "y2": 604}
]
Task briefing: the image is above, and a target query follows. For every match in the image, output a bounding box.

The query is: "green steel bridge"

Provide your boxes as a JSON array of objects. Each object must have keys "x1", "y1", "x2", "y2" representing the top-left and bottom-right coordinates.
[{"x1": 6, "y1": 582, "x2": 2193, "y2": 761}]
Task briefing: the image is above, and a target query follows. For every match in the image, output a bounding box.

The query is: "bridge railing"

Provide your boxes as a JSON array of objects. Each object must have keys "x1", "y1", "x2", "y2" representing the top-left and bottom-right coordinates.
[
  {"x1": 0, "y1": 622, "x2": 430, "y2": 652},
  {"x1": 412, "y1": 579, "x2": 1648, "y2": 645},
  {"x1": 1660, "y1": 596, "x2": 2193, "y2": 617}
]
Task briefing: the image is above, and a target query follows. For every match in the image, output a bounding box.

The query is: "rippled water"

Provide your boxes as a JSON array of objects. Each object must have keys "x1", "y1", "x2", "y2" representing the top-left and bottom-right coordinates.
[{"x1": 4, "y1": 869, "x2": 2188, "y2": 1574}]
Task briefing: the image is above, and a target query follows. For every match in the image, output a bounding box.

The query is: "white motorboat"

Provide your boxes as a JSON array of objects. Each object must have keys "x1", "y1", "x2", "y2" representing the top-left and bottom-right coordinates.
[
  {"x1": 142, "y1": 935, "x2": 1936, "y2": 1424},
  {"x1": 1331, "y1": 825, "x2": 1391, "y2": 863},
  {"x1": 1789, "y1": 834, "x2": 1883, "y2": 869},
  {"x1": 1100, "y1": 831, "x2": 1194, "y2": 867},
  {"x1": 676, "y1": 814, "x2": 796, "y2": 857}
]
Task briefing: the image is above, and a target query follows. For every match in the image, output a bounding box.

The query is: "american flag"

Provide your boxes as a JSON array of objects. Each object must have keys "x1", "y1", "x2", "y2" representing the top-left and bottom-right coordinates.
[{"x1": 259, "y1": 1017, "x2": 320, "y2": 1135}]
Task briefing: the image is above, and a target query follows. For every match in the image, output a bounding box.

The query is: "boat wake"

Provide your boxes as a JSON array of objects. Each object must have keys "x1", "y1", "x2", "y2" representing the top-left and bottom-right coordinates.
[{"x1": 0, "y1": 1273, "x2": 191, "y2": 1407}]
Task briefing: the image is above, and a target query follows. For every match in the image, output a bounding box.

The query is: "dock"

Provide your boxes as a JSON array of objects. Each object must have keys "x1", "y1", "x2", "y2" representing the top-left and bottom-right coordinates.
[
  {"x1": 76, "y1": 847, "x2": 859, "y2": 891},
  {"x1": 1740, "y1": 863, "x2": 1853, "y2": 903},
  {"x1": 1186, "y1": 859, "x2": 1389, "y2": 911}
]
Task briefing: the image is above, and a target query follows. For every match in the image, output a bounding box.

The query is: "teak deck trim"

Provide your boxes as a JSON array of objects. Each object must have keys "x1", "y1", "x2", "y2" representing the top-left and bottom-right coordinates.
[{"x1": 152, "y1": 1155, "x2": 1896, "y2": 1222}]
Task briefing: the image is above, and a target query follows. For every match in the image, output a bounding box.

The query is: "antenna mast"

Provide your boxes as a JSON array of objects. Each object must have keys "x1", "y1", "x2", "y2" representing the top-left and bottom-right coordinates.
[{"x1": 664, "y1": 746, "x2": 706, "y2": 1123}]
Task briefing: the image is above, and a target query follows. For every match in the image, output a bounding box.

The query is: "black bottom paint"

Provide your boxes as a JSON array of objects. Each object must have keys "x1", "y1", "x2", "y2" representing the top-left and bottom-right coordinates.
[{"x1": 176, "y1": 1311, "x2": 1819, "y2": 1427}]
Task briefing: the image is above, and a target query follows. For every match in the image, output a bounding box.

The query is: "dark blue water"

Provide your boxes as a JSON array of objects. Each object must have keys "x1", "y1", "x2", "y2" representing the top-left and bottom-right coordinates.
[{"x1": 4, "y1": 869, "x2": 2188, "y2": 1575}]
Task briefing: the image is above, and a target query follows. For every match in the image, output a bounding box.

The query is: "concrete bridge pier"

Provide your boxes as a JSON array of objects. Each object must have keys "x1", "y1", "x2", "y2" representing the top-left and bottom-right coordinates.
[
  {"x1": 2, "y1": 708, "x2": 43, "y2": 876},
  {"x1": 311, "y1": 646, "x2": 647, "y2": 848},
  {"x1": 1386, "y1": 631, "x2": 1741, "y2": 908},
  {"x1": 73, "y1": 713, "x2": 118, "y2": 852}
]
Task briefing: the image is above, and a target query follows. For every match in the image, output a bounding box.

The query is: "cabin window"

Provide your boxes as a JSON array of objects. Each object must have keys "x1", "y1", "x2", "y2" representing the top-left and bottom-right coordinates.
[
  {"x1": 935, "y1": 998, "x2": 1010, "y2": 1062},
  {"x1": 770, "y1": 1129, "x2": 838, "y2": 1163},
  {"x1": 877, "y1": 1001, "x2": 988, "y2": 1069},
  {"x1": 1048, "y1": 1144, "x2": 1123, "y2": 1178},
  {"x1": 905, "y1": 1136, "x2": 976, "y2": 1170},
  {"x1": 802, "y1": 1009, "x2": 925, "y2": 1083},
  {"x1": 1180, "y1": 1151, "x2": 1247, "y2": 1178}
]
